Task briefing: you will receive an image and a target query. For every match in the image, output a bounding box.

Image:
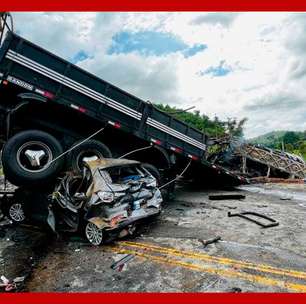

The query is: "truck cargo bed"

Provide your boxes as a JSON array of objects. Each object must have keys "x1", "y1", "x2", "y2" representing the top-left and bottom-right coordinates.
[{"x1": 0, "y1": 32, "x2": 246, "y2": 186}]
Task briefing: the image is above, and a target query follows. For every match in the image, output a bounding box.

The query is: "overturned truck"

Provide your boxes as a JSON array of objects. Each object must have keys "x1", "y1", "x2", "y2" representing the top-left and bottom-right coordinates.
[{"x1": 0, "y1": 31, "x2": 246, "y2": 192}]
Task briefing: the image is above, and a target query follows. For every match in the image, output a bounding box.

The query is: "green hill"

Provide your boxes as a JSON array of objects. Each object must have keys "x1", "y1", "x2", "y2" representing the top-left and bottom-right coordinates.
[
  {"x1": 250, "y1": 130, "x2": 306, "y2": 160},
  {"x1": 249, "y1": 131, "x2": 287, "y2": 147}
]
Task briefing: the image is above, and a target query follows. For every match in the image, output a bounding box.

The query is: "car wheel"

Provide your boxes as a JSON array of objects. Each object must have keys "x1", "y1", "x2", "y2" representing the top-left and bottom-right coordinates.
[
  {"x1": 1, "y1": 199, "x2": 27, "y2": 224},
  {"x1": 8, "y1": 202, "x2": 26, "y2": 223},
  {"x1": 2, "y1": 130, "x2": 64, "y2": 187},
  {"x1": 85, "y1": 222, "x2": 104, "y2": 246},
  {"x1": 67, "y1": 139, "x2": 112, "y2": 173}
]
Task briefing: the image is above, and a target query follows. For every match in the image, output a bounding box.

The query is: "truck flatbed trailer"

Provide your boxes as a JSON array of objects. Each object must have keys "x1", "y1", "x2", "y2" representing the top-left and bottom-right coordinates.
[{"x1": 0, "y1": 32, "x2": 246, "y2": 189}]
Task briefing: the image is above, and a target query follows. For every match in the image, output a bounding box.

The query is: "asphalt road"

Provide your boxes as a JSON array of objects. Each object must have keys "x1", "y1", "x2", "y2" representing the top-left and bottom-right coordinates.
[{"x1": 16, "y1": 182, "x2": 306, "y2": 292}]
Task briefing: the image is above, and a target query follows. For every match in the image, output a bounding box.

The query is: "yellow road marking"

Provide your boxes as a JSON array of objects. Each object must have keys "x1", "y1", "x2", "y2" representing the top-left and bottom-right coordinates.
[
  {"x1": 118, "y1": 241, "x2": 306, "y2": 281},
  {"x1": 109, "y1": 247, "x2": 306, "y2": 292}
]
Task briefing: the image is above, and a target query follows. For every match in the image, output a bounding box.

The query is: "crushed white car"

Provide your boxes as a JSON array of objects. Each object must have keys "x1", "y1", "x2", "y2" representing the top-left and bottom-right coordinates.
[{"x1": 51, "y1": 158, "x2": 163, "y2": 245}]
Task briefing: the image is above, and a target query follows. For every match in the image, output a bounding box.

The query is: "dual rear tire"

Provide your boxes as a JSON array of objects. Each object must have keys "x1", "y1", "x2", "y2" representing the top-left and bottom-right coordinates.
[
  {"x1": 1, "y1": 129, "x2": 111, "y2": 187},
  {"x1": 68, "y1": 139, "x2": 112, "y2": 173}
]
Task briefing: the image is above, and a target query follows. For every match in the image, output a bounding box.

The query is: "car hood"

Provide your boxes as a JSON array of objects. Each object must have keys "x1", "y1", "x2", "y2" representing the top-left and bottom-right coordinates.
[{"x1": 85, "y1": 158, "x2": 140, "y2": 172}]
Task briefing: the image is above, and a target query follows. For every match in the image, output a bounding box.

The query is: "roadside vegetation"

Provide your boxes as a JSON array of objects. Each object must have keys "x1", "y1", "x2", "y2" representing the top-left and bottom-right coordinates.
[
  {"x1": 155, "y1": 103, "x2": 247, "y2": 138},
  {"x1": 155, "y1": 104, "x2": 306, "y2": 161}
]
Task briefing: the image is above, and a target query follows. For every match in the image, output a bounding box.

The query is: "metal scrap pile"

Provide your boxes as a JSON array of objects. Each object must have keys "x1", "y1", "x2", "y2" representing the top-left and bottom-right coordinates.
[
  {"x1": 0, "y1": 159, "x2": 163, "y2": 246},
  {"x1": 208, "y1": 138, "x2": 306, "y2": 181}
]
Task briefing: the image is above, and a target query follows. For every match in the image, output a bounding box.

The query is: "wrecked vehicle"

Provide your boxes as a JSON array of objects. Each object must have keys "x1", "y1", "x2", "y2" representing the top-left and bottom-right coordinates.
[
  {"x1": 0, "y1": 31, "x2": 245, "y2": 195},
  {"x1": 52, "y1": 158, "x2": 163, "y2": 245},
  {"x1": 1, "y1": 159, "x2": 163, "y2": 245}
]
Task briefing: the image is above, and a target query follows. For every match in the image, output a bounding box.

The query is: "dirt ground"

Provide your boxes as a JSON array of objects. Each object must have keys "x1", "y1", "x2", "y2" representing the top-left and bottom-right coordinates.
[{"x1": 1, "y1": 181, "x2": 306, "y2": 292}]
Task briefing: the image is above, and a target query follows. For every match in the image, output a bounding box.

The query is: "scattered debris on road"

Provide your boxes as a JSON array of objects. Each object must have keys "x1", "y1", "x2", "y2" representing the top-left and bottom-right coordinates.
[
  {"x1": 199, "y1": 236, "x2": 222, "y2": 248},
  {"x1": 111, "y1": 254, "x2": 134, "y2": 271},
  {"x1": 280, "y1": 196, "x2": 292, "y2": 200},
  {"x1": 209, "y1": 194, "x2": 246, "y2": 200},
  {"x1": 227, "y1": 287, "x2": 242, "y2": 293},
  {"x1": 14, "y1": 183, "x2": 306, "y2": 292},
  {"x1": 228, "y1": 211, "x2": 279, "y2": 228},
  {"x1": 0, "y1": 275, "x2": 15, "y2": 292},
  {"x1": 0, "y1": 275, "x2": 26, "y2": 292}
]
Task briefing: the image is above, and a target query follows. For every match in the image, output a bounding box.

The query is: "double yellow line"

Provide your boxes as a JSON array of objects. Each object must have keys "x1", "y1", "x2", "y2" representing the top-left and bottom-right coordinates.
[{"x1": 109, "y1": 241, "x2": 306, "y2": 292}]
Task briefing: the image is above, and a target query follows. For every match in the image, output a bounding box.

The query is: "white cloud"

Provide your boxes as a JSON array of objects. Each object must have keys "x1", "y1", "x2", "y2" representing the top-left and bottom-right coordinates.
[
  {"x1": 13, "y1": 13, "x2": 97, "y2": 59},
  {"x1": 11, "y1": 12, "x2": 306, "y2": 138},
  {"x1": 79, "y1": 52, "x2": 181, "y2": 104}
]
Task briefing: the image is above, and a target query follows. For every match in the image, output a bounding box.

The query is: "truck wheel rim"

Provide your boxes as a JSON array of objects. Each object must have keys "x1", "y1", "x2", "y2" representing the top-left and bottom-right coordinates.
[
  {"x1": 9, "y1": 203, "x2": 25, "y2": 222},
  {"x1": 17, "y1": 141, "x2": 53, "y2": 173},
  {"x1": 85, "y1": 222, "x2": 103, "y2": 245}
]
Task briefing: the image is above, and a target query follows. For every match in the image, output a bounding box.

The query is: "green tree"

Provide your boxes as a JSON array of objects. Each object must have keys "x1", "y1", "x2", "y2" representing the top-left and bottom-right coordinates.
[
  {"x1": 283, "y1": 131, "x2": 301, "y2": 148},
  {"x1": 285, "y1": 143, "x2": 294, "y2": 152},
  {"x1": 154, "y1": 103, "x2": 229, "y2": 137},
  {"x1": 298, "y1": 141, "x2": 306, "y2": 158}
]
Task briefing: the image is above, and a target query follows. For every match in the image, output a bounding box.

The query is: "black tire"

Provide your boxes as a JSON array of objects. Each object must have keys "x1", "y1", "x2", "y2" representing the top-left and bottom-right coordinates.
[
  {"x1": 142, "y1": 163, "x2": 161, "y2": 185},
  {"x1": 67, "y1": 139, "x2": 112, "y2": 173},
  {"x1": 2, "y1": 130, "x2": 64, "y2": 187}
]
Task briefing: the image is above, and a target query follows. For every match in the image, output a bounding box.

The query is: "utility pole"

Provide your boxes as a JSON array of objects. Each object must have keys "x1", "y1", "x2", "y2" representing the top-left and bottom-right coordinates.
[{"x1": 0, "y1": 12, "x2": 13, "y2": 45}]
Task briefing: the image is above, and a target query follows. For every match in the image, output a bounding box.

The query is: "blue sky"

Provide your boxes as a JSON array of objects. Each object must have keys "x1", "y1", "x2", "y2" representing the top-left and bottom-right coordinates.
[
  {"x1": 72, "y1": 50, "x2": 90, "y2": 63},
  {"x1": 108, "y1": 30, "x2": 207, "y2": 58},
  {"x1": 201, "y1": 61, "x2": 232, "y2": 77}
]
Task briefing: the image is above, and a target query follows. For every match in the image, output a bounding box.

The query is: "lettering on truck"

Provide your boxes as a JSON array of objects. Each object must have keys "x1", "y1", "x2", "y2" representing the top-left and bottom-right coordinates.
[{"x1": 7, "y1": 75, "x2": 34, "y2": 91}]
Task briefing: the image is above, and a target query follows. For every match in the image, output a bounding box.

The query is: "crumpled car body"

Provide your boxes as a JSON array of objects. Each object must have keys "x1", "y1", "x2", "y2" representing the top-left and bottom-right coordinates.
[{"x1": 51, "y1": 158, "x2": 163, "y2": 245}]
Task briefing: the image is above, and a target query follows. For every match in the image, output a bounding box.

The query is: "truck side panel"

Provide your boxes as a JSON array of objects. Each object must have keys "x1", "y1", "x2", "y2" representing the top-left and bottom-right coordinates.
[{"x1": 0, "y1": 32, "x2": 207, "y2": 160}]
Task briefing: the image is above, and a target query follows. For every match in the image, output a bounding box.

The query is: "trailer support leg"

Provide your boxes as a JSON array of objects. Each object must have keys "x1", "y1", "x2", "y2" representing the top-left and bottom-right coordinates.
[
  {"x1": 266, "y1": 166, "x2": 271, "y2": 177},
  {"x1": 242, "y1": 156, "x2": 247, "y2": 174}
]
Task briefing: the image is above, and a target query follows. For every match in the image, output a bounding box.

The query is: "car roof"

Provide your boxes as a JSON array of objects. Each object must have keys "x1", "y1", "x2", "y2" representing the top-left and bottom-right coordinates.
[{"x1": 85, "y1": 158, "x2": 140, "y2": 171}]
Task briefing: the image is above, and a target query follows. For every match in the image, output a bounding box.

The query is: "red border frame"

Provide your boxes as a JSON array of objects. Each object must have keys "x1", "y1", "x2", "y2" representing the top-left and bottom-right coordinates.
[
  {"x1": 0, "y1": 293, "x2": 305, "y2": 303},
  {"x1": 1, "y1": 0, "x2": 306, "y2": 11},
  {"x1": 1, "y1": 1, "x2": 306, "y2": 302}
]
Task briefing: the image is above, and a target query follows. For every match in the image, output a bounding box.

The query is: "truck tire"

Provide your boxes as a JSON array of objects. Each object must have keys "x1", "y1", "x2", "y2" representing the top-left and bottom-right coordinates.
[
  {"x1": 2, "y1": 130, "x2": 64, "y2": 187},
  {"x1": 67, "y1": 139, "x2": 112, "y2": 173},
  {"x1": 142, "y1": 163, "x2": 161, "y2": 185}
]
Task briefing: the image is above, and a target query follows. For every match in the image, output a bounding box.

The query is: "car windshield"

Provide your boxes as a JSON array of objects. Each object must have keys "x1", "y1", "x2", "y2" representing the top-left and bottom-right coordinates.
[{"x1": 101, "y1": 165, "x2": 144, "y2": 184}]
